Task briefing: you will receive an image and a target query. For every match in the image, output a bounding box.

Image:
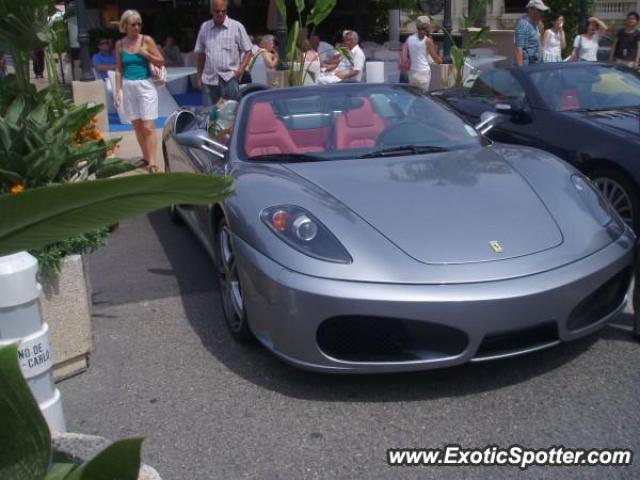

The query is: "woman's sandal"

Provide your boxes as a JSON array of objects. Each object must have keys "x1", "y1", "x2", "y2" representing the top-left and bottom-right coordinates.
[
  {"x1": 133, "y1": 158, "x2": 149, "y2": 169},
  {"x1": 148, "y1": 164, "x2": 159, "y2": 174}
]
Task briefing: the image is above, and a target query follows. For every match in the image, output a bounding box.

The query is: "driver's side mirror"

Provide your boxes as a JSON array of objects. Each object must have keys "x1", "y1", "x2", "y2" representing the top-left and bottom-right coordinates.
[
  {"x1": 495, "y1": 98, "x2": 526, "y2": 118},
  {"x1": 475, "y1": 111, "x2": 506, "y2": 135},
  {"x1": 175, "y1": 131, "x2": 229, "y2": 160}
]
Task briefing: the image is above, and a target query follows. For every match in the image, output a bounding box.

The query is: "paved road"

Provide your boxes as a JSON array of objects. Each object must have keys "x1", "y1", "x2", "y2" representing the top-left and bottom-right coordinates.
[{"x1": 59, "y1": 211, "x2": 640, "y2": 479}]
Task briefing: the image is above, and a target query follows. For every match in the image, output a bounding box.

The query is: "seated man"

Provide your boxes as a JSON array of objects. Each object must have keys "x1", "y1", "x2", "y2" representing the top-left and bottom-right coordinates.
[
  {"x1": 161, "y1": 36, "x2": 185, "y2": 67},
  {"x1": 318, "y1": 30, "x2": 365, "y2": 84},
  {"x1": 91, "y1": 38, "x2": 116, "y2": 80}
]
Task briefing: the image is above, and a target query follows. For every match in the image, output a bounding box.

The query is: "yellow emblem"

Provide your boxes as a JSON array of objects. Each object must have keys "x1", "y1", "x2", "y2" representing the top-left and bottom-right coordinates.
[{"x1": 490, "y1": 241, "x2": 503, "y2": 253}]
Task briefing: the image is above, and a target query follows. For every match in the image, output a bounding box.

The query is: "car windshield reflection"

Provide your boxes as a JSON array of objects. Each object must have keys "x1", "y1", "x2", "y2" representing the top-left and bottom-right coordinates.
[
  {"x1": 238, "y1": 85, "x2": 485, "y2": 162},
  {"x1": 529, "y1": 65, "x2": 640, "y2": 112}
]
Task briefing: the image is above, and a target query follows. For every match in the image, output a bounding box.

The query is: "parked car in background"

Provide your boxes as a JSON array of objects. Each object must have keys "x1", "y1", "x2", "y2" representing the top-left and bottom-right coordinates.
[
  {"x1": 436, "y1": 62, "x2": 640, "y2": 232},
  {"x1": 162, "y1": 83, "x2": 633, "y2": 373}
]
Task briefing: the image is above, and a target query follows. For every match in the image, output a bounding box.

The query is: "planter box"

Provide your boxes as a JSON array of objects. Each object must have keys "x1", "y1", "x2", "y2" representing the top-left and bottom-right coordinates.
[{"x1": 40, "y1": 255, "x2": 93, "y2": 380}]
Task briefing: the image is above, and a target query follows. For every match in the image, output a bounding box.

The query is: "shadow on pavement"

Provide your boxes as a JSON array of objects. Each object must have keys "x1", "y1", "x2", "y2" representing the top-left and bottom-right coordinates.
[{"x1": 148, "y1": 208, "x2": 615, "y2": 403}]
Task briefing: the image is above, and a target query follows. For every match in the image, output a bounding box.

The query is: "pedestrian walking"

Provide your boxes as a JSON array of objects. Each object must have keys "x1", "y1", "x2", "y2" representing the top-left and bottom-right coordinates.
[
  {"x1": 194, "y1": 0, "x2": 253, "y2": 106},
  {"x1": 114, "y1": 9, "x2": 164, "y2": 173},
  {"x1": 404, "y1": 16, "x2": 442, "y2": 92},
  {"x1": 542, "y1": 14, "x2": 566, "y2": 62},
  {"x1": 571, "y1": 17, "x2": 608, "y2": 62},
  {"x1": 514, "y1": 0, "x2": 549, "y2": 67},
  {"x1": 609, "y1": 11, "x2": 640, "y2": 68}
]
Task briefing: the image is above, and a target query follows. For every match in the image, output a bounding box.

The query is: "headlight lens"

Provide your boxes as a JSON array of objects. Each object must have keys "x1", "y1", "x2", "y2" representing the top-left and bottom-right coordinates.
[
  {"x1": 261, "y1": 206, "x2": 352, "y2": 263},
  {"x1": 572, "y1": 174, "x2": 624, "y2": 231}
]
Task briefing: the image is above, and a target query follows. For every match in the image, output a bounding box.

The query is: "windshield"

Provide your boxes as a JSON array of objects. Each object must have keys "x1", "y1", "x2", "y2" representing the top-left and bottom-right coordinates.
[
  {"x1": 238, "y1": 85, "x2": 485, "y2": 161},
  {"x1": 529, "y1": 65, "x2": 640, "y2": 112}
]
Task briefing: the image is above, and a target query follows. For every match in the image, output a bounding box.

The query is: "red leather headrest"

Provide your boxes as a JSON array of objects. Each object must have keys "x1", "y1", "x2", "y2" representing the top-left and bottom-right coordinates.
[{"x1": 248, "y1": 102, "x2": 278, "y2": 134}]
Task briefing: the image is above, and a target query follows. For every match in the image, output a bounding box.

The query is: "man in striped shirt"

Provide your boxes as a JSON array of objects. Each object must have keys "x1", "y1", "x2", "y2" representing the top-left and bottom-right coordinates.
[{"x1": 195, "y1": 0, "x2": 253, "y2": 106}]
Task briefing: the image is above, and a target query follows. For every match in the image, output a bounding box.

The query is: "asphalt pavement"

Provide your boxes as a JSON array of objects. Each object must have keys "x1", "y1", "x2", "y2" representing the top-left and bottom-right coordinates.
[{"x1": 58, "y1": 210, "x2": 640, "y2": 479}]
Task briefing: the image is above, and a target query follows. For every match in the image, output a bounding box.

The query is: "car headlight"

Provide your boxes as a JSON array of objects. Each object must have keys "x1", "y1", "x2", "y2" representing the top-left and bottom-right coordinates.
[
  {"x1": 261, "y1": 206, "x2": 352, "y2": 263},
  {"x1": 572, "y1": 174, "x2": 624, "y2": 232}
]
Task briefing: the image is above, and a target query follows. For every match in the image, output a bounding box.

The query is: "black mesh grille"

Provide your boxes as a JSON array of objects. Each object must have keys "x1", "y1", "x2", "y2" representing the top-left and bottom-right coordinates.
[
  {"x1": 474, "y1": 322, "x2": 558, "y2": 360},
  {"x1": 316, "y1": 316, "x2": 468, "y2": 363},
  {"x1": 568, "y1": 268, "x2": 631, "y2": 331}
]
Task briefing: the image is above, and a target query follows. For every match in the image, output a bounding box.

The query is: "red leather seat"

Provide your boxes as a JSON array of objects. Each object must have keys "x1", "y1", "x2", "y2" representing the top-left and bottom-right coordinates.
[
  {"x1": 244, "y1": 102, "x2": 299, "y2": 157},
  {"x1": 335, "y1": 99, "x2": 386, "y2": 150},
  {"x1": 561, "y1": 89, "x2": 579, "y2": 110}
]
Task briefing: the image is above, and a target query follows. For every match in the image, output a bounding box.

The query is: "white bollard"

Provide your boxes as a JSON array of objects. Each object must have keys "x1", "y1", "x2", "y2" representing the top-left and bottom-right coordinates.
[{"x1": 0, "y1": 251, "x2": 66, "y2": 432}]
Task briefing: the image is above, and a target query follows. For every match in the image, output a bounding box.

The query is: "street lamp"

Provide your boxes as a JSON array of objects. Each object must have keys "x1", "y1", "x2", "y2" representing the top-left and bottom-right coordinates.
[
  {"x1": 443, "y1": 0, "x2": 452, "y2": 63},
  {"x1": 579, "y1": 0, "x2": 589, "y2": 34},
  {"x1": 76, "y1": 0, "x2": 95, "y2": 81},
  {"x1": 275, "y1": 5, "x2": 288, "y2": 70}
]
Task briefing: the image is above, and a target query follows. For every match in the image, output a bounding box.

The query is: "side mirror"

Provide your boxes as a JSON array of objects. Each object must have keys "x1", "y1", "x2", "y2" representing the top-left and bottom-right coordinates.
[
  {"x1": 495, "y1": 98, "x2": 526, "y2": 117},
  {"x1": 175, "y1": 131, "x2": 228, "y2": 159},
  {"x1": 475, "y1": 111, "x2": 505, "y2": 135}
]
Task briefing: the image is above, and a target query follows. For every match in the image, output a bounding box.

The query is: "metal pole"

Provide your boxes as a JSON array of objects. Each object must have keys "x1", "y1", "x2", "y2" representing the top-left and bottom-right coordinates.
[
  {"x1": 275, "y1": 6, "x2": 288, "y2": 70},
  {"x1": 443, "y1": 0, "x2": 452, "y2": 63},
  {"x1": 579, "y1": 0, "x2": 589, "y2": 34},
  {"x1": 76, "y1": 0, "x2": 95, "y2": 81}
]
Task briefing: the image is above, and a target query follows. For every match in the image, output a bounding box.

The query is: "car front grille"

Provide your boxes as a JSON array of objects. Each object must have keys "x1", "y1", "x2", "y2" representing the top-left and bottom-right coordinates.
[{"x1": 316, "y1": 316, "x2": 468, "y2": 363}]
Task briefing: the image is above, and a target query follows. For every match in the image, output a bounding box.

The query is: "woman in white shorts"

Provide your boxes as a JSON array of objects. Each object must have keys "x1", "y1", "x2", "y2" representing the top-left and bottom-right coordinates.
[
  {"x1": 405, "y1": 16, "x2": 442, "y2": 92},
  {"x1": 115, "y1": 10, "x2": 164, "y2": 172}
]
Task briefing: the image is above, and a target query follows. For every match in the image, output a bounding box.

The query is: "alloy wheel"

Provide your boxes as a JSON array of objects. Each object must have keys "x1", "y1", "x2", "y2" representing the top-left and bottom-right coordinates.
[
  {"x1": 593, "y1": 177, "x2": 634, "y2": 228},
  {"x1": 218, "y1": 225, "x2": 245, "y2": 331}
]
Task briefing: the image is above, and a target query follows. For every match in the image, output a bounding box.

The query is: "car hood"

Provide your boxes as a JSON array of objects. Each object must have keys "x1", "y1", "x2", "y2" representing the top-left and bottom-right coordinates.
[
  {"x1": 284, "y1": 147, "x2": 563, "y2": 265},
  {"x1": 568, "y1": 108, "x2": 640, "y2": 137}
]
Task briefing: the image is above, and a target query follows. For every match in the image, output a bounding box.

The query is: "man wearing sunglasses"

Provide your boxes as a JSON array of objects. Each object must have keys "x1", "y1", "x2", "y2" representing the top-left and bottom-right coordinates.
[
  {"x1": 92, "y1": 38, "x2": 116, "y2": 80},
  {"x1": 195, "y1": 0, "x2": 252, "y2": 106}
]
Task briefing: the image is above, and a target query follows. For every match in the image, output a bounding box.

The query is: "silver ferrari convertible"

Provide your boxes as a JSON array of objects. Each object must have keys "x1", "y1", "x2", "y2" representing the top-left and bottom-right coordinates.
[{"x1": 162, "y1": 83, "x2": 634, "y2": 373}]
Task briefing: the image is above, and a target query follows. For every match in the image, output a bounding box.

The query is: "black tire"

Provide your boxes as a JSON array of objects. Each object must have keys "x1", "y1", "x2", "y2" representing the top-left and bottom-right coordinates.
[
  {"x1": 215, "y1": 217, "x2": 254, "y2": 343},
  {"x1": 163, "y1": 144, "x2": 184, "y2": 225},
  {"x1": 590, "y1": 167, "x2": 640, "y2": 234},
  {"x1": 633, "y1": 283, "x2": 640, "y2": 340}
]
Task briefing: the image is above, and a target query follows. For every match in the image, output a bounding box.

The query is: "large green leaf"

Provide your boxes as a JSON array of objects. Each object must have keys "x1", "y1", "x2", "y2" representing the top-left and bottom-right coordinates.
[
  {"x1": 0, "y1": 173, "x2": 233, "y2": 256},
  {"x1": 0, "y1": 344, "x2": 51, "y2": 480},
  {"x1": 64, "y1": 438, "x2": 144, "y2": 480},
  {"x1": 294, "y1": 0, "x2": 305, "y2": 15},
  {"x1": 307, "y1": 0, "x2": 336, "y2": 27}
]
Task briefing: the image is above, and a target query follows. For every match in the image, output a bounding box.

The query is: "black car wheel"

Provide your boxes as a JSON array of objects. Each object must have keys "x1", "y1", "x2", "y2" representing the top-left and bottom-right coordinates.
[
  {"x1": 216, "y1": 218, "x2": 253, "y2": 343},
  {"x1": 590, "y1": 168, "x2": 639, "y2": 232},
  {"x1": 633, "y1": 281, "x2": 640, "y2": 340},
  {"x1": 163, "y1": 144, "x2": 183, "y2": 225}
]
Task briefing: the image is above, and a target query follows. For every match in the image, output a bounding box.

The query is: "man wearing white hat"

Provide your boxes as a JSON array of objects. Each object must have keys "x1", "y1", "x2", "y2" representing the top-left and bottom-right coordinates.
[
  {"x1": 404, "y1": 16, "x2": 442, "y2": 91},
  {"x1": 514, "y1": 0, "x2": 550, "y2": 66}
]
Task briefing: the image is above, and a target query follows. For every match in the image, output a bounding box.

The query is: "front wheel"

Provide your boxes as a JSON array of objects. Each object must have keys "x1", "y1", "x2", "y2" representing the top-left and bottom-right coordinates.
[
  {"x1": 590, "y1": 168, "x2": 639, "y2": 233},
  {"x1": 216, "y1": 218, "x2": 253, "y2": 343}
]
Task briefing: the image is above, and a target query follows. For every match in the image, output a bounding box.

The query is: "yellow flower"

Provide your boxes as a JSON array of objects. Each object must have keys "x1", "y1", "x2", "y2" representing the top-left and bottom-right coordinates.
[{"x1": 10, "y1": 183, "x2": 24, "y2": 194}]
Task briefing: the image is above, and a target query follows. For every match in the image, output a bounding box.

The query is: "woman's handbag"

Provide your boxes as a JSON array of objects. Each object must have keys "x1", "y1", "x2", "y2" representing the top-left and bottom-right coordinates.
[
  {"x1": 149, "y1": 63, "x2": 167, "y2": 86},
  {"x1": 143, "y1": 35, "x2": 167, "y2": 85}
]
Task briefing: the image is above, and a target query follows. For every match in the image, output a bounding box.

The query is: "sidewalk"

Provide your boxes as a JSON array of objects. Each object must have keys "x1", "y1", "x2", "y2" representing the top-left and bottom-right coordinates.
[{"x1": 108, "y1": 129, "x2": 166, "y2": 173}]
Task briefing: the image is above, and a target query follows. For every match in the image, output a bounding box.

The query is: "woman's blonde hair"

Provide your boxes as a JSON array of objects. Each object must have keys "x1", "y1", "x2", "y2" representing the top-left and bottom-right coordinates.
[{"x1": 119, "y1": 10, "x2": 142, "y2": 34}]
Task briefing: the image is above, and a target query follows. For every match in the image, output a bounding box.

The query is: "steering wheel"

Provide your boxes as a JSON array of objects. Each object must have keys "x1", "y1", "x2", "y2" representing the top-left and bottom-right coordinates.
[{"x1": 377, "y1": 121, "x2": 439, "y2": 146}]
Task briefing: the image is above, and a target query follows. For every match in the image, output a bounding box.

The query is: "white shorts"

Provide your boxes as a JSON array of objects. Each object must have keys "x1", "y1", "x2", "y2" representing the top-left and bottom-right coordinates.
[
  {"x1": 408, "y1": 69, "x2": 431, "y2": 92},
  {"x1": 122, "y1": 78, "x2": 158, "y2": 121}
]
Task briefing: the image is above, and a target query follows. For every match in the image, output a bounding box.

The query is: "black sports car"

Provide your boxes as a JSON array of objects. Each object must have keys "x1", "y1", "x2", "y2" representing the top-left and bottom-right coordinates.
[{"x1": 436, "y1": 63, "x2": 640, "y2": 232}]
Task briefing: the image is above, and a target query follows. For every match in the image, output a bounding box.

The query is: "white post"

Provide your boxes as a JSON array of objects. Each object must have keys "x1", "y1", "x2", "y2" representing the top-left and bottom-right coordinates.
[{"x1": 0, "y1": 252, "x2": 66, "y2": 432}]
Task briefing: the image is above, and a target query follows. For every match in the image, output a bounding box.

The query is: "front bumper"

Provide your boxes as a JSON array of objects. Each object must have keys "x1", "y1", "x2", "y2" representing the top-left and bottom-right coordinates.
[{"x1": 234, "y1": 232, "x2": 634, "y2": 373}]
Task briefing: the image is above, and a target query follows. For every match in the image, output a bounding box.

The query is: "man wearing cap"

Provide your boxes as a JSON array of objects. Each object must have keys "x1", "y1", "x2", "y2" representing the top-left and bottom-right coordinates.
[
  {"x1": 404, "y1": 16, "x2": 442, "y2": 91},
  {"x1": 514, "y1": 0, "x2": 550, "y2": 66}
]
